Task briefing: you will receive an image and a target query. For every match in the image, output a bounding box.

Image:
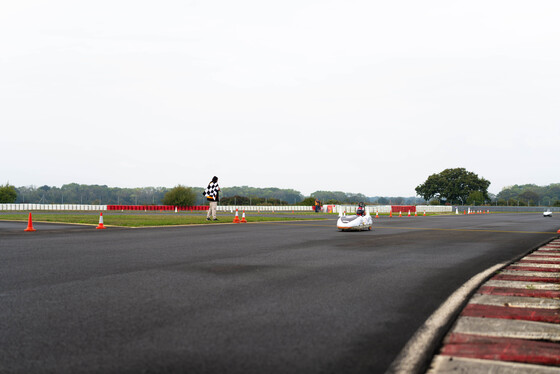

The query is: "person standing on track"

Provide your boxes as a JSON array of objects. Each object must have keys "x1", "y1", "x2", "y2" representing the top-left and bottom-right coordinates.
[
  {"x1": 314, "y1": 198, "x2": 321, "y2": 213},
  {"x1": 204, "y1": 176, "x2": 220, "y2": 221}
]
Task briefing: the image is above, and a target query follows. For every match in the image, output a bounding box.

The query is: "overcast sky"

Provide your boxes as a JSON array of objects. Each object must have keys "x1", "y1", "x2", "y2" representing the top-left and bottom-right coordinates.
[{"x1": 2, "y1": 1, "x2": 559, "y2": 197}]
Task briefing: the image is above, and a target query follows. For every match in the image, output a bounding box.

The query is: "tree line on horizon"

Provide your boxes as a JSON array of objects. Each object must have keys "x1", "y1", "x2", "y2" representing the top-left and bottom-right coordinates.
[
  {"x1": 495, "y1": 183, "x2": 560, "y2": 206},
  {"x1": 1, "y1": 178, "x2": 560, "y2": 206},
  {"x1": 2, "y1": 183, "x2": 425, "y2": 206}
]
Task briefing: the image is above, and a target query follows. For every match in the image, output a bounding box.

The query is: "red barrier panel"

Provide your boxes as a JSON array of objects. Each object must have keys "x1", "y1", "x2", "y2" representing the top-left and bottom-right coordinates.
[{"x1": 391, "y1": 205, "x2": 416, "y2": 213}]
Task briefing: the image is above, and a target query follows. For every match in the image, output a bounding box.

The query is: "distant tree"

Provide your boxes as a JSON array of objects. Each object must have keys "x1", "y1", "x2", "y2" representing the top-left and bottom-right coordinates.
[
  {"x1": 325, "y1": 199, "x2": 340, "y2": 204},
  {"x1": 508, "y1": 198, "x2": 519, "y2": 206},
  {"x1": 518, "y1": 190, "x2": 540, "y2": 206},
  {"x1": 377, "y1": 197, "x2": 389, "y2": 205},
  {"x1": 162, "y1": 185, "x2": 195, "y2": 206},
  {"x1": 497, "y1": 183, "x2": 560, "y2": 205},
  {"x1": 221, "y1": 186, "x2": 303, "y2": 204},
  {"x1": 311, "y1": 191, "x2": 348, "y2": 203},
  {"x1": 0, "y1": 183, "x2": 17, "y2": 203},
  {"x1": 467, "y1": 191, "x2": 485, "y2": 205},
  {"x1": 220, "y1": 195, "x2": 289, "y2": 205},
  {"x1": 258, "y1": 198, "x2": 288, "y2": 206},
  {"x1": 221, "y1": 195, "x2": 251, "y2": 205},
  {"x1": 346, "y1": 193, "x2": 369, "y2": 203},
  {"x1": 415, "y1": 168, "x2": 490, "y2": 204},
  {"x1": 311, "y1": 191, "x2": 368, "y2": 204},
  {"x1": 298, "y1": 197, "x2": 317, "y2": 206},
  {"x1": 392, "y1": 197, "x2": 405, "y2": 205}
]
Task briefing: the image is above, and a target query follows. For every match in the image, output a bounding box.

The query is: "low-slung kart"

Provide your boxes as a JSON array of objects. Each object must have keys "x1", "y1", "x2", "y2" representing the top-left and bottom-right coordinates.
[{"x1": 337, "y1": 203, "x2": 373, "y2": 231}]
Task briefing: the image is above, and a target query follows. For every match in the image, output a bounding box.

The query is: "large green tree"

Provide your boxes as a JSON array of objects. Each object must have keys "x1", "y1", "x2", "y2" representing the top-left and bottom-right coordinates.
[
  {"x1": 415, "y1": 168, "x2": 490, "y2": 204},
  {"x1": 162, "y1": 185, "x2": 196, "y2": 206},
  {"x1": 0, "y1": 183, "x2": 17, "y2": 203}
]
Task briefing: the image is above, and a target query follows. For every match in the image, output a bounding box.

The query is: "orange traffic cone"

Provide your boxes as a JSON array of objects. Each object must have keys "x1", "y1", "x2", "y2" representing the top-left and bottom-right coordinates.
[
  {"x1": 399, "y1": 211, "x2": 402, "y2": 217},
  {"x1": 389, "y1": 210, "x2": 392, "y2": 218},
  {"x1": 96, "y1": 212, "x2": 106, "y2": 229},
  {"x1": 375, "y1": 210, "x2": 379, "y2": 219},
  {"x1": 414, "y1": 211, "x2": 417, "y2": 217},
  {"x1": 408, "y1": 210, "x2": 411, "y2": 217},
  {"x1": 423, "y1": 210, "x2": 426, "y2": 216},
  {"x1": 24, "y1": 212, "x2": 36, "y2": 232},
  {"x1": 233, "y1": 209, "x2": 240, "y2": 223},
  {"x1": 240, "y1": 210, "x2": 247, "y2": 223}
]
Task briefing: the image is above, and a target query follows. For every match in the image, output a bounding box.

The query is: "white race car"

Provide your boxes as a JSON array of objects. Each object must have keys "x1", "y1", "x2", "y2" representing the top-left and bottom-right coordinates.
[
  {"x1": 337, "y1": 203, "x2": 373, "y2": 231},
  {"x1": 543, "y1": 210, "x2": 552, "y2": 217}
]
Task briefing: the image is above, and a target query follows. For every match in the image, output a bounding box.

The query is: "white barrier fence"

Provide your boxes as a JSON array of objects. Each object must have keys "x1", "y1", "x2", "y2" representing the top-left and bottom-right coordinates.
[
  {"x1": 218, "y1": 205, "x2": 315, "y2": 212},
  {"x1": 0, "y1": 204, "x2": 453, "y2": 213},
  {"x1": 335, "y1": 205, "x2": 453, "y2": 214},
  {"x1": 417, "y1": 205, "x2": 453, "y2": 213},
  {"x1": 0, "y1": 204, "x2": 107, "y2": 211},
  {"x1": 215, "y1": 205, "x2": 453, "y2": 213}
]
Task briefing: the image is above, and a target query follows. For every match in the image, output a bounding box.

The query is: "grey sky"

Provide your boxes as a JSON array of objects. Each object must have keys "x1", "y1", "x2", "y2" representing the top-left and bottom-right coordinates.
[{"x1": 2, "y1": 1, "x2": 559, "y2": 197}]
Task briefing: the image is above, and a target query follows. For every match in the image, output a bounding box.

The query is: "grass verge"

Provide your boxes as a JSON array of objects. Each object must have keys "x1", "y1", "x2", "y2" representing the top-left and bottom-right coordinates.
[{"x1": 0, "y1": 212, "x2": 328, "y2": 228}]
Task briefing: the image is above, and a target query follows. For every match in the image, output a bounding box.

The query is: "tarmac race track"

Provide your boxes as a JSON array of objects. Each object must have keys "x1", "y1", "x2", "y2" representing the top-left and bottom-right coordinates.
[{"x1": 0, "y1": 213, "x2": 558, "y2": 374}]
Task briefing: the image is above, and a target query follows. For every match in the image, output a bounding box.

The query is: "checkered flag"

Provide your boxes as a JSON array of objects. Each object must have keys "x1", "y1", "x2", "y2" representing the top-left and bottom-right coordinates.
[{"x1": 204, "y1": 182, "x2": 220, "y2": 200}]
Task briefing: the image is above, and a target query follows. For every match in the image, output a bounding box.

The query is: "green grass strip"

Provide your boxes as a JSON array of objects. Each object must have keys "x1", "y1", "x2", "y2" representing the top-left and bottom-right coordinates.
[{"x1": 0, "y1": 213, "x2": 328, "y2": 228}]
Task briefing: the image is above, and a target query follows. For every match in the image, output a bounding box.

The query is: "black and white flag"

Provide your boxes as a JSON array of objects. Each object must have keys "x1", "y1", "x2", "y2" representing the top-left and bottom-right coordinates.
[{"x1": 204, "y1": 182, "x2": 220, "y2": 200}]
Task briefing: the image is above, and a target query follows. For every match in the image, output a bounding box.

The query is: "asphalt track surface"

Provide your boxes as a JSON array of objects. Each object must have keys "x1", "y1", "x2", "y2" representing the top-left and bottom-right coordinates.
[{"x1": 1, "y1": 213, "x2": 559, "y2": 374}]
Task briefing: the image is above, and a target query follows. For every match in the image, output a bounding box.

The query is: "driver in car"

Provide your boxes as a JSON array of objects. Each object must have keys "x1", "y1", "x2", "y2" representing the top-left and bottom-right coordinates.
[{"x1": 356, "y1": 202, "x2": 366, "y2": 216}]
